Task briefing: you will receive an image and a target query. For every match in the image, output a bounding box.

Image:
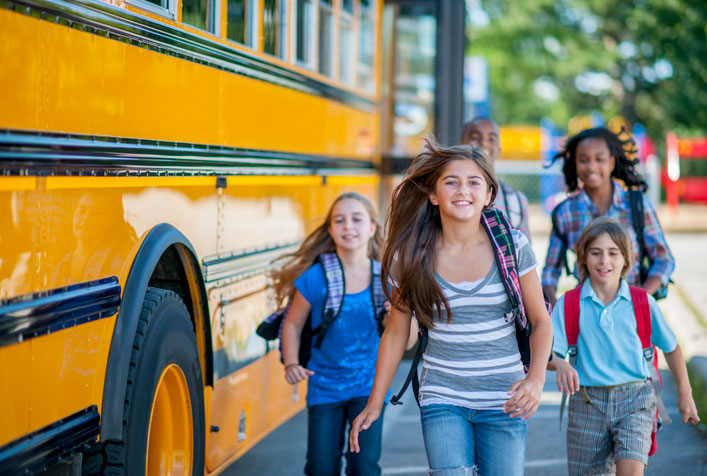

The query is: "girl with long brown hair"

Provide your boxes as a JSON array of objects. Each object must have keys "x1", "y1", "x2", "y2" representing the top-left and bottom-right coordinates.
[
  {"x1": 349, "y1": 141, "x2": 553, "y2": 476},
  {"x1": 277, "y1": 192, "x2": 387, "y2": 476}
]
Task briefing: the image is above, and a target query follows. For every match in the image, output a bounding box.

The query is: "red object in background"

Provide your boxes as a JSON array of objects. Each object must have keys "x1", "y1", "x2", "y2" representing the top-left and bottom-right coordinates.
[
  {"x1": 678, "y1": 137, "x2": 707, "y2": 158},
  {"x1": 660, "y1": 171, "x2": 707, "y2": 204},
  {"x1": 680, "y1": 178, "x2": 707, "y2": 203}
]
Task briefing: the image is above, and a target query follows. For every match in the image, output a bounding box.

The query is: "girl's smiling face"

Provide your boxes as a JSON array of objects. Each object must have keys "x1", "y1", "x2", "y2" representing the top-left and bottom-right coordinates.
[
  {"x1": 585, "y1": 232, "x2": 626, "y2": 286},
  {"x1": 575, "y1": 137, "x2": 615, "y2": 191},
  {"x1": 429, "y1": 159, "x2": 493, "y2": 221},
  {"x1": 328, "y1": 198, "x2": 376, "y2": 252}
]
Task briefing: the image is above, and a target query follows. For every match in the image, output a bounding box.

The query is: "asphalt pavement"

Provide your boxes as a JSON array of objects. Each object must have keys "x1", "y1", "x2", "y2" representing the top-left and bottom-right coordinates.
[{"x1": 223, "y1": 227, "x2": 707, "y2": 475}]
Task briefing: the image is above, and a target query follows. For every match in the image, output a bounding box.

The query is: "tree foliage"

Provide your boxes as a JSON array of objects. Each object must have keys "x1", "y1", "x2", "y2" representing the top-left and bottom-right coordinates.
[{"x1": 468, "y1": 0, "x2": 707, "y2": 139}]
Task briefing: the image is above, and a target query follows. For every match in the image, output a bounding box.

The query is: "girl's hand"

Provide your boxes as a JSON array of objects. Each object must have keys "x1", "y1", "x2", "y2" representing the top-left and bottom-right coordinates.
[
  {"x1": 504, "y1": 376, "x2": 544, "y2": 420},
  {"x1": 553, "y1": 359, "x2": 579, "y2": 395},
  {"x1": 349, "y1": 404, "x2": 382, "y2": 453},
  {"x1": 678, "y1": 392, "x2": 700, "y2": 425},
  {"x1": 284, "y1": 364, "x2": 314, "y2": 385}
]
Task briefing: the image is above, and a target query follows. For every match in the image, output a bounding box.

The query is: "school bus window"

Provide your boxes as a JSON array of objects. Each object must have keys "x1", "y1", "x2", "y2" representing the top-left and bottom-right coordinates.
[
  {"x1": 182, "y1": 0, "x2": 211, "y2": 32},
  {"x1": 263, "y1": 0, "x2": 288, "y2": 59},
  {"x1": 227, "y1": 0, "x2": 258, "y2": 47},
  {"x1": 128, "y1": 0, "x2": 174, "y2": 19},
  {"x1": 339, "y1": 1, "x2": 354, "y2": 84},
  {"x1": 295, "y1": 0, "x2": 315, "y2": 68},
  {"x1": 227, "y1": 0, "x2": 247, "y2": 43},
  {"x1": 318, "y1": 0, "x2": 333, "y2": 77},
  {"x1": 358, "y1": 0, "x2": 374, "y2": 92}
]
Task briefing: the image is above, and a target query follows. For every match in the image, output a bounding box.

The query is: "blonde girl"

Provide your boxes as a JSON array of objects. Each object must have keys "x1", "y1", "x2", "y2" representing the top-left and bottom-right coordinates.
[{"x1": 277, "y1": 192, "x2": 386, "y2": 476}]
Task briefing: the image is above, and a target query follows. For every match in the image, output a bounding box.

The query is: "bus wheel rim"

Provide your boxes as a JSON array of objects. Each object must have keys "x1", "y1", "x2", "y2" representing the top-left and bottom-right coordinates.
[{"x1": 146, "y1": 363, "x2": 193, "y2": 476}]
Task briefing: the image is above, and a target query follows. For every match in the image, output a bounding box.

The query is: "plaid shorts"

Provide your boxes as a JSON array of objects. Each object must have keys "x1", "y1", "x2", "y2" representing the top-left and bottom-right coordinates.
[{"x1": 566, "y1": 379, "x2": 656, "y2": 476}]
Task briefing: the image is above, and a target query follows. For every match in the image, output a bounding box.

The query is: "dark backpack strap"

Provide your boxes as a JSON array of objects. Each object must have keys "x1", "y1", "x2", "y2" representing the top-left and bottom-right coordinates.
[
  {"x1": 500, "y1": 182, "x2": 512, "y2": 222},
  {"x1": 629, "y1": 189, "x2": 649, "y2": 283},
  {"x1": 559, "y1": 286, "x2": 582, "y2": 429},
  {"x1": 313, "y1": 253, "x2": 345, "y2": 349},
  {"x1": 390, "y1": 325, "x2": 428, "y2": 406},
  {"x1": 551, "y1": 200, "x2": 572, "y2": 276},
  {"x1": 629, "y1": 286, "x2": 672, "y2": 424},
  {"x1": 500, "y1": 181, "x2": 522, "y2": 229},
  {"x1": 370, "y1": 259, "x2": 387, "y2": 335}
]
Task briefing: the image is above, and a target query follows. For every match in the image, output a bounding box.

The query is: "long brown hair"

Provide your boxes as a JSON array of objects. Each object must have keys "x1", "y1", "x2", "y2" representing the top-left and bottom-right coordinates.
[
  {"x1": 382, "y1": 139, "x2": 498, "y2": 328},
  {"x1": 272, "y1": 192, "x2": 384, "y2": 304},
  {"x1": 575, "y1": 216, "x2": 633, "y2": 282}
]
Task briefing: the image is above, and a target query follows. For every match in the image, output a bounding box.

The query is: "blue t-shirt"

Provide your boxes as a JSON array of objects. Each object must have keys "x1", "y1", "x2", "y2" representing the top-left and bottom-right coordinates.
[
  {"x1": 552, "y1": 279, "x2": 678, "y2": 386},
  {"x1": 295, "y1": 262, "x2": 383, "y2": 407}
]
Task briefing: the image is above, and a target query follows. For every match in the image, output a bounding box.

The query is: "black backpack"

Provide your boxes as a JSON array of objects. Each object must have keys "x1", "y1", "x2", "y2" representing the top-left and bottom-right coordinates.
[
  {"x1": 256, "y1": 253, "x2": 387, "y2": 367},
  {"x1": 391, "y1": 208, "x2": 543, "y2": 406},
  {"x1": 551, "y1": 189, "x2": 668, "y2": 299}
]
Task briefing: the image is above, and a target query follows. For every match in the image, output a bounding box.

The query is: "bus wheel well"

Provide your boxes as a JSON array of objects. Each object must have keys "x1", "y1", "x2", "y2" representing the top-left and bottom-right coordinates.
[
  {"x1": 148, "y1": 245, "x2": 194, "y2": 321},
  {"x1": 147, "y1": 243, "x2": 213, "y2": 388}
]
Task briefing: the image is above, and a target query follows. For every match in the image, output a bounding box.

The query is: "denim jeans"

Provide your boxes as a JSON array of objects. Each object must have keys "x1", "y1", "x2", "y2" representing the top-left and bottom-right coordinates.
[
  {"x1": 420, "y1": 404, "x2": 526, "y2": 476},
  {"x1": 305, "y1": 396, "x2": 385, "y2": 476}
]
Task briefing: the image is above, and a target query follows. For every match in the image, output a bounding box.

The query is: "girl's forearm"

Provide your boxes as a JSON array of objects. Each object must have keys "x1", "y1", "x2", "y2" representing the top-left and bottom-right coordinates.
[
  {"x1": 663, "y1": 345, "x2": 692, "y2": 394},
  {"x1": 281, "y1": 323, "x2": 301, "y2": 366},
  {"x1": 367, "y1": 325, "x2": 409, "y2": 408},
  {"x1": 527, "y1": 318, "x2": 553, "y2": 382}
]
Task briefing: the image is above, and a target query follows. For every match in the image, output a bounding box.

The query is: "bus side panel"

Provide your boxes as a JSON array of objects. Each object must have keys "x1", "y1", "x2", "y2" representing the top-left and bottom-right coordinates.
[
  {"x1": 27, "y1": 318, "x2": 116, "y2": 436},
  {"x1": 205, "y1": 177, "x2": 380, "y2": 472},
  {"x1": 0, "y1": 179, "x2": 129, "y2": 446},
  {"x1": 0, "y1": 342, "x2": 31, "y2": 444},
  {"x1": 0, "y1": 8, "x2": 377, "y2": 159}
]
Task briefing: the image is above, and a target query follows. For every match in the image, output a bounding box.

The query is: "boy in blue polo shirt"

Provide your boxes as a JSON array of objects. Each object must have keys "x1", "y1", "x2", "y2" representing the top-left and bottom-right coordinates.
[{"x1": 549, "y1": 217, "x2": 698, "y2": 476}]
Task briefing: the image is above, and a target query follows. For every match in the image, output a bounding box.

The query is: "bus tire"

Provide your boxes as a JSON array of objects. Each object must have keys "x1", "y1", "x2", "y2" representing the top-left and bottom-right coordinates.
[
  {"x1": 120, "y1": 287, "x2": 205, "y2": 476},
  {"x1": 82, "y1": 440, "x2": 124, "y2": 476}
]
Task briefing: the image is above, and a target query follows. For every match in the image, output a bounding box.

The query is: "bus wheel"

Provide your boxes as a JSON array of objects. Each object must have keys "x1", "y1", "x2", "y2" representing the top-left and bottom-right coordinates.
[{"x1": 123, "y1": 287, "x2": 205, "y2": 476}]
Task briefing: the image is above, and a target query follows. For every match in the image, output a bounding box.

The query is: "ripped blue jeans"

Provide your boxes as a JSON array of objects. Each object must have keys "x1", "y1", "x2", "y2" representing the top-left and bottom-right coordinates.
[{"x1": 420, "y1": 404, "x2": 526, "y2": 476}]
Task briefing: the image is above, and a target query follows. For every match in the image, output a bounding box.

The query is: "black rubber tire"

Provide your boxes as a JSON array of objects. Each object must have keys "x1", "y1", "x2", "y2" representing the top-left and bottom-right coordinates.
[{"x1": 85, "y1": 287, "x2": 205, "y2": 475}]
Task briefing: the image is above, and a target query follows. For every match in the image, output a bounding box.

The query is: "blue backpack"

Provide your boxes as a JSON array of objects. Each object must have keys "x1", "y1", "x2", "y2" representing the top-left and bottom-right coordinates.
[{"x1": 256, "y1": 253, "x2": 387, "y2": 367}]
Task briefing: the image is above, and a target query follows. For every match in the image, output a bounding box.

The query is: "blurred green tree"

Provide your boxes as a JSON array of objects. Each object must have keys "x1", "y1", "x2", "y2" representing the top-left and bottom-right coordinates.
[{"x1": 468, "y1": 0, "x2": 706, "y2": 138}]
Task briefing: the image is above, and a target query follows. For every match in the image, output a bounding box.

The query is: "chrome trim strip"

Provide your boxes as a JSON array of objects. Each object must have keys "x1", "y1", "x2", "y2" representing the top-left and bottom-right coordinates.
[
  {"x1": 3, "y1": 0, "x2": 376, "y2": 112},
  {"x1": 0, "y1": 406, "x2": 100, "y2": 475},
  {"x1": 0, "y1": 129, "x2": 376, "y2": 175},
  {"x1": 0, "y1": 277, "x2": 121, "y2": 348},
  {"x1": 202, "y1": 242, "x2": 300, "y2": 284}
]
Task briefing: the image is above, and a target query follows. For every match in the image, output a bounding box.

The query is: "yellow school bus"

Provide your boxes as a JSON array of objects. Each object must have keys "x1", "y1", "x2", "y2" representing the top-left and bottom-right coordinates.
[{"x1": 0, "y1": 0, "x2": 464, "y2": 474}]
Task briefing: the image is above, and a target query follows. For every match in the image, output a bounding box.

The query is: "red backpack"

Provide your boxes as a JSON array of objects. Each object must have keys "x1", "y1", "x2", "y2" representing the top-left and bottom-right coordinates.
[{"x1": 560, "y1": 285, "x2": 671, "y2": 456}]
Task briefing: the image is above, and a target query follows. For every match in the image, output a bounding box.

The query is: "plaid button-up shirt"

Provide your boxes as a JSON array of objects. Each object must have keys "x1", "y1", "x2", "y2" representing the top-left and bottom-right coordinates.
[{"x1": 541, "y1": 179, "x2": 674, "y2": 289}]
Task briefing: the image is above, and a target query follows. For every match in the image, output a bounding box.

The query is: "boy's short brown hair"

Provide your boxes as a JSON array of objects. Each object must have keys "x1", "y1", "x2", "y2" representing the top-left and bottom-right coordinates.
[{"x1": 575, "y1": 216, "x2": 633, "y2": 282}]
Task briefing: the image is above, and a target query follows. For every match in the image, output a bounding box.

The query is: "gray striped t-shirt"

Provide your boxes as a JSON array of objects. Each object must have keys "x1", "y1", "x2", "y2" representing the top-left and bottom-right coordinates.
[{"x1": 419, "y1": 230, "x2": 538, "y2": 410}]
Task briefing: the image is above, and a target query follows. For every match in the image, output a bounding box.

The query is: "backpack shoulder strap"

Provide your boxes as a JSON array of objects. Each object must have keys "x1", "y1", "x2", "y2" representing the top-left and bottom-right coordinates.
[
  {"x1": 551, "y1": 199, "x2": 572, "y2": 276},
  {"x1": 629, "y1": 189, "x2": 649, "y2": 283},
  {"x1": 313, "y1": 253, "x2": 345, "y2": 349},
  {"x1": 370, "y1": 259, "x2": 387, "y2": 334},
  {"x1": 564, "y1": 286, "x2": 582, "y2": 350},
  {"x1": 480, "y1": 208, "x2": 525, "y2": 326},
  {"x1": 390, "y1": 324, "x2": 428, "y2": 407},
  {"x1": 629, "y1": 285, "x2": 651, "y2": 350},
  {"x1": 629, "y1": 285, "x2": 673, "y2": 424},
  {"x1": 559, "y1": 285, "x2": 582, "y2": 429},
  {"x1": 500, "y1": 181, "x2": 523, "y2": 227}
]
